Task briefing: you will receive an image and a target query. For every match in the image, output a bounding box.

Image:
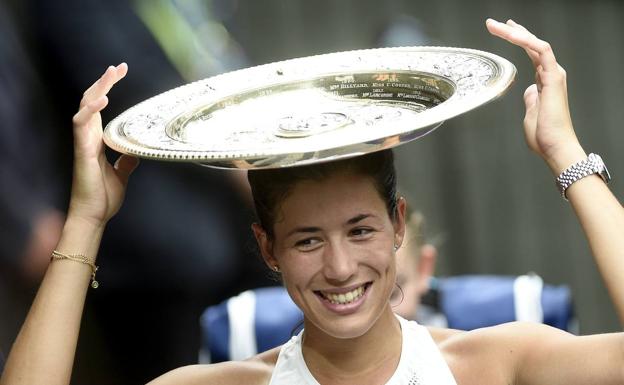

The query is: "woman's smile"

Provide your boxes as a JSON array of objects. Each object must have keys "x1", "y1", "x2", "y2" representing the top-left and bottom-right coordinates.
[{"x1": 314, "y1": 282, "x2": 372, "y2": 314}]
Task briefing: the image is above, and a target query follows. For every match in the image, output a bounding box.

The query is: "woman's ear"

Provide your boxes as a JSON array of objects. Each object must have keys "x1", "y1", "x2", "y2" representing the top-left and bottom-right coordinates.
[
  {"x1": 393, "y1": 196, "x2": 407, "y2": 248},
  {"x1": 251, "y1": 223, "x2": 278, "y2": 269}
]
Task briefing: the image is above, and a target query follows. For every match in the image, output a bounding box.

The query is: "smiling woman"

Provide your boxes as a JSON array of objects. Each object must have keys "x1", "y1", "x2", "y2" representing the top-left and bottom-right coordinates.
[
  {"x1": 246, "y1": 155, "x2": 462, "y2": 384},
  {"x1": 250, "y1": 153, "x2": 405, "y2": 340},
  {"x1": 1, "y1": 18, "x2": 624, "y2": 385}
]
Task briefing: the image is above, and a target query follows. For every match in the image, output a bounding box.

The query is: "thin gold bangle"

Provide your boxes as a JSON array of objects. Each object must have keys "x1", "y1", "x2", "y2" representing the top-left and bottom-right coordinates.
[{"x1": 50, "y1": 250, "x2": 99, "y2": 289}]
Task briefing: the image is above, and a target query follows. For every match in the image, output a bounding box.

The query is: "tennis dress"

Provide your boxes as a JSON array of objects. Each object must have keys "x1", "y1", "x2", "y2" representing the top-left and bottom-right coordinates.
[{"x1": 268, "y1": 316, "x2": 458, "y2": 385}]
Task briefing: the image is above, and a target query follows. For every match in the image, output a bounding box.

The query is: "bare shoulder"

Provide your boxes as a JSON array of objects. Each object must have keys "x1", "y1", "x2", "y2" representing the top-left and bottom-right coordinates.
[
  {"x1": 433, "y1": 321, "x2": 574, "y2": 361},
  {"x1": 436, "y1": 322, "x2": 624, "y2": 385},
  {"x1": 427, "y1": 325, "x2": 464, "y2": 345},
  {"x1": 430, "y1": 320, "x2": 569, "y2": 345},
  {"x1": 439, "y1": 321, "x2": 572, "y2": 351},
  {"x1": 147, "y1": 347, "x2": 281, "y2": 385},
  {"x1": 252, "y1": 345, "x2": 282, "y2": 365},
  {"x1": 429, "y1": 322, "x2": 572, "y2": 385}
]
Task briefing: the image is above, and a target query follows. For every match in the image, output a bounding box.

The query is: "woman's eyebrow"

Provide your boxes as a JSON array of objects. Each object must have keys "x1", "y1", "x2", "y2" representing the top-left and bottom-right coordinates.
[
  {"x1": 286, "y1": 226, "x2": 321, "y2": 238},
  {"x1": 346, "y1": 213, "x2": 376, "y2": 225},
  {"x1": 285, "y1": 213, "x2": 378, "y2": 237}
]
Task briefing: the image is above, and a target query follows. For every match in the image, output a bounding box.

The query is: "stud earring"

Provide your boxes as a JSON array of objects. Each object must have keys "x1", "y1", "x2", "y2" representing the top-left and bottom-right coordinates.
[
  {"x1": 393, "y1": 244, "x2": 399, "y2": 252},
  {"x1": 273, "y1": 265, "x2": 281, "y2": 273}
]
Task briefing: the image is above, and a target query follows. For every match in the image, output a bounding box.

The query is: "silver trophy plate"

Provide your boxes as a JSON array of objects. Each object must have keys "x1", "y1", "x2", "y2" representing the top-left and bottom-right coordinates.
[{"x1": 104, "y1": 46, "x2": 516, "y2": 169}]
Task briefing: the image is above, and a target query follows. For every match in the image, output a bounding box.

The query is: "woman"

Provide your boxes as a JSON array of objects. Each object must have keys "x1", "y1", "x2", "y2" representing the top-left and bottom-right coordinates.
[{"x1": 1, "y1": 18, "x2": 623, "y2": 385}]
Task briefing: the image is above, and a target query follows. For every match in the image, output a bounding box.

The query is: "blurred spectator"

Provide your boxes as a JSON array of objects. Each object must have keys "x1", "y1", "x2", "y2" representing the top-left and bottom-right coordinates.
[
  {"x1": 391, "y1": 211, "x2": 439, "y2": 322},
  {"x1": 0, "y1": 1, "x2": 65, "y2": 363},
  {"x1": 0, "y1": 3, "x2": 65, "y2": 280},
  {"x1": 4, "y1": 1, "x2": 272, "y2": 383},
  {"x1": 377, "y1": 14, "x2": 433, "y2": 47}
]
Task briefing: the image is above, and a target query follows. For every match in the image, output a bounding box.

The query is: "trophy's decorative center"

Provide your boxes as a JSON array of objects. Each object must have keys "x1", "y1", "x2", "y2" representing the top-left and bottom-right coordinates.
[{"x1": 276, "y1": 112, "x2": 352, "y2": 138}]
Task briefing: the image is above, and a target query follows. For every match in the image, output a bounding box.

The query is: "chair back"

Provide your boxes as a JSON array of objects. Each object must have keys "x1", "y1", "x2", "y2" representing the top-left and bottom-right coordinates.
[
  {"x1": 200, "y1": 287, "x2": 302, "y2": 363},
  {"x1": 432, "y1": 274, "x2": 574, "y2": 331}
]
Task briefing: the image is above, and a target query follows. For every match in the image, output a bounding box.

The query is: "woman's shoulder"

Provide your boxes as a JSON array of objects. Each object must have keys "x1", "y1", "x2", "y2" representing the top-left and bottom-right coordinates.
[
  {"x1": 429, "y1": 321, "x2": 566, "y2": 356},
  {"x1": 147, "y1": 346, "x2": 282, "y2": 385},
  {"x1": 430, "y1": 321, "x2": 568, "y2": 347},
  {"x1": 428, "y1": 322, "x2": 568, "y2": 384}
]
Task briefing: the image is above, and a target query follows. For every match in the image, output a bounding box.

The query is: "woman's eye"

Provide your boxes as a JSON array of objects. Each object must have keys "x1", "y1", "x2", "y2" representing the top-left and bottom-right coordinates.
[
  {"x1": 294, "y1": 238, "x2": 322, "y2": 250},
  {"x1": 350, "y1": 227, "x2": 373, "y2": 238}
]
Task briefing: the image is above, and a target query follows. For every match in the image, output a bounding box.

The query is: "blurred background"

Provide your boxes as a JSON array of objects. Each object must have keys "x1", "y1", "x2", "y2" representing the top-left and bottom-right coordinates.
[{"x1": 1, "y1": 0, "x2": 622, "y2": 383}]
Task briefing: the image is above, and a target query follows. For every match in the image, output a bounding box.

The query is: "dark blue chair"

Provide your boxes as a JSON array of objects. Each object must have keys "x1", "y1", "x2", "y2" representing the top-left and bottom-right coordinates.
[
  {"x1": 199, "y1": 274, "x2": 575, "y2": 363},
  {"x1": 431, "y1": 274, "x2": 574, "y2": 332},
  {"x1": 199, "y1": 287, "x2": 303, "y2": 363}
]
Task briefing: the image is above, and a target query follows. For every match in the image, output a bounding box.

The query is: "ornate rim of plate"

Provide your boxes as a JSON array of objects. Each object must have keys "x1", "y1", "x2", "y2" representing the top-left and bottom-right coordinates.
[{"x1": 103, "y1": 46, "x2": 516, "y2": 169}]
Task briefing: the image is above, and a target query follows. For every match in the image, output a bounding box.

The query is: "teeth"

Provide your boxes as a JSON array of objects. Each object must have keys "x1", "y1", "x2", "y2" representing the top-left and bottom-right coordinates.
[{"x1": 322, "y1": 285, "x2": 366, "y2": 305}]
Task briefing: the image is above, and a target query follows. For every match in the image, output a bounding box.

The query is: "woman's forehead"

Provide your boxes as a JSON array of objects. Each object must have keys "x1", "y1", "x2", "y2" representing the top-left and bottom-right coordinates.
[{"x1": 275, "y1": 173, "x2": 388, "y2": 226}]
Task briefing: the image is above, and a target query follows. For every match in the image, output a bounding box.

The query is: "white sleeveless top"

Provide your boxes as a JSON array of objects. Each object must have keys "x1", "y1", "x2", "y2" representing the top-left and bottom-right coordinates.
[{"x1": 268, "y1": 316, "x2": 457, "y2": 385}]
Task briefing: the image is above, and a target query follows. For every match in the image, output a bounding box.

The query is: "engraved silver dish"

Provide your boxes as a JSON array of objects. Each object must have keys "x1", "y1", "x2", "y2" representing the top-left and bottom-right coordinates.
[{"x1": 104, "y1": 47, "x2": 516, "y2": 169}]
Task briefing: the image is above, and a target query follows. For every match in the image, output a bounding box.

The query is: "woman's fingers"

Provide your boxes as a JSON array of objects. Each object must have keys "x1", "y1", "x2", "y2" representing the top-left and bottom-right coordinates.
[
  {"x1": 523, "y1": 84, "x2": 539, "y2": 129},
  {"x1": 487, "y1": 17, "x2": 568, "y2": 105},
  {"x1": 505, "y1": 19, "x2": 541, "y2": 68},
  {"x1": 79, "y1": 63, "x2": 128, "y2": 109},
  {"x1": 72, "y1": 95, "x2": 108, "y2": 127},
  {"x1": 73, "y1": 63, "x2": 128, "y2": 131},
  {"x1": 72, "y1": 63, "x2": 128, "y2": 158},
  {"x1": 486, "y1": 18, "x2": 558, "y2": 72},
  {"x1": 524, "y1": 84, "x2": 539, "y2": 108},
  {"x1": 488, "y1": 18, "x2": 577, "y2": 162},
  {"x1": 114, "y1": 155, "x2": 140, "y2": 184}
]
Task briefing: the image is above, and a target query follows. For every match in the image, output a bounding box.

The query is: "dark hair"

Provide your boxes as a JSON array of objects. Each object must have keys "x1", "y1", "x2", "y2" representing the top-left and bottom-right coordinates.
[{"x1": 247, "y1": 150, "x2": 398, "y2": 240}]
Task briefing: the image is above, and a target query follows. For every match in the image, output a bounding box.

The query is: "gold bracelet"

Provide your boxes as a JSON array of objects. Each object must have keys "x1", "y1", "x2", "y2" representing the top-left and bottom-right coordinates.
[{"x1": 51, "y1": 250, "x2": 99, "y2": 289}]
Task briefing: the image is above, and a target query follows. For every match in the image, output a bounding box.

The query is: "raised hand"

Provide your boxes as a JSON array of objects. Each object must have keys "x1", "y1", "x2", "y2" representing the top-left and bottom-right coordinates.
[
  {"x1": 486, "y1": 18, "x2": 586, "y2": 173},
  {"x1": 69, "y1": 63, "x2": 139, "y2": 227}
]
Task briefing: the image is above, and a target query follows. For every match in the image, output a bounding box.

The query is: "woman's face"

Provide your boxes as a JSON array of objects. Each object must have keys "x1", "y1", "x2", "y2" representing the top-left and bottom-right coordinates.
[{"x1": 255, "y1": 172, "x2": 405, "y2": 339}]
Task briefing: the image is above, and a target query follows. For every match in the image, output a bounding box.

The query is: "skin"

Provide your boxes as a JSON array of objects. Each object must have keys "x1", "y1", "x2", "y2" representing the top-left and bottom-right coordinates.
[{"x1": 2, "y1": 18, "x2": 624, "y2": 385}]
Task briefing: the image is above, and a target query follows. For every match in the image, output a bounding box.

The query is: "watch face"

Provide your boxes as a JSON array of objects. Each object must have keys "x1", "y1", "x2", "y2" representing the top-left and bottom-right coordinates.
[
  {"x1": 601, "y1": 165, "x2": 612, "y2": 183},
  {"x1": 591, "y1": 153, "x2": 611, "y2": 183}
]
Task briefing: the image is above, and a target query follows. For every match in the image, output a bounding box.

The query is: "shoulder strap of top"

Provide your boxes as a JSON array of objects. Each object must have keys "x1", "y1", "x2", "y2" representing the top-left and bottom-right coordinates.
[
  {"x1": 268, "y1": 332, "x2": 319, "y2": 385},
  {"x1": 385, "y1": 316, "x2": 457, "y2": 385}
]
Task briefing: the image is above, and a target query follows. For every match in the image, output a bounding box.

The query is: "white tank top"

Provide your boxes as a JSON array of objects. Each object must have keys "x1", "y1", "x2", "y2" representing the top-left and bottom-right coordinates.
[{"x1": 268, "y1": 316, "x2": 457, "y2": 385}]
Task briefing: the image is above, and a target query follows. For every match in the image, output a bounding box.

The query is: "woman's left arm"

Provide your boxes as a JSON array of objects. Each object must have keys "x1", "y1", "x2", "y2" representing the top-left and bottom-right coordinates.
[
  {"x1": 487, "y1": 17, "x2": 624, "y2": 325},
  {"x1": 486, "y1": 18, "x2": 624, "y2": 385}
]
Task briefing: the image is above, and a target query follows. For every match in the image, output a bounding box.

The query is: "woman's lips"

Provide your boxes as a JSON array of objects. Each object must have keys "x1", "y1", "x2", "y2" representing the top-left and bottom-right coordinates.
[{"x1": 314, "y1": 282, "x2": 372, "y2": 314}]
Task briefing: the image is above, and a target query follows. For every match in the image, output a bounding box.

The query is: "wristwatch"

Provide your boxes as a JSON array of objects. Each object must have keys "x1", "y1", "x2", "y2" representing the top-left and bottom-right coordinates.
[{"x1": 555, "y1": 153, "x2": 611, "y2": 200}]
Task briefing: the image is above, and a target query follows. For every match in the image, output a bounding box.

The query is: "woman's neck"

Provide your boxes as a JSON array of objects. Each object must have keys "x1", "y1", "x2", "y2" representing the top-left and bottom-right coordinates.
[{"x1": 301, "y1": 306, "x2": 402, "y2": 385}]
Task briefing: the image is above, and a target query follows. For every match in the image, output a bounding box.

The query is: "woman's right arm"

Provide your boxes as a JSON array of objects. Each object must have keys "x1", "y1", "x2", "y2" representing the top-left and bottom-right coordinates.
[{"x1": 0, "y1": 63, "x2": 138, "y2": 385}]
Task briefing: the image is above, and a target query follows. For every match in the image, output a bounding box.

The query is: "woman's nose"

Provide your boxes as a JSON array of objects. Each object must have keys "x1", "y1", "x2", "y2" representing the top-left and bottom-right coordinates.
[{"x1": 322, "y1": 241, "x2": 357, "y2": 283}]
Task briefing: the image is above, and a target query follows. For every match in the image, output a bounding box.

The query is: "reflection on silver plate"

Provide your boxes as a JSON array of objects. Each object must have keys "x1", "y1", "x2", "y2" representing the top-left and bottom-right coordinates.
[{"x1": 103, "y1": 47, "x2": 516, "y2": 169}]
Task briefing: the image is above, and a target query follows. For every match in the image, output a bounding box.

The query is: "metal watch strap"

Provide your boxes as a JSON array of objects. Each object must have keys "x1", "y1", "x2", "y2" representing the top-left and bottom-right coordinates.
[{"x1": 555, "y1": 153, "x2": 611, "y2": 200}]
